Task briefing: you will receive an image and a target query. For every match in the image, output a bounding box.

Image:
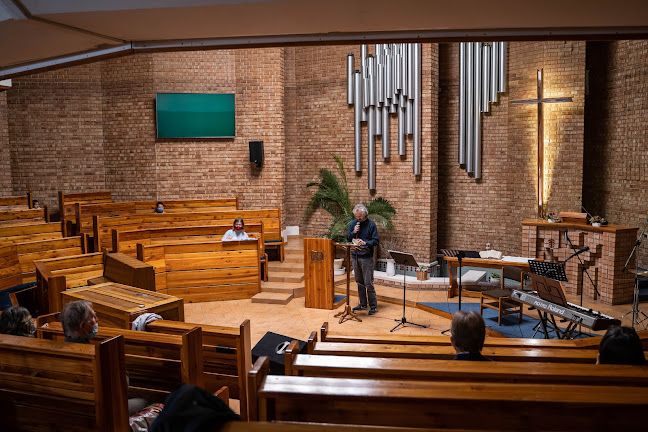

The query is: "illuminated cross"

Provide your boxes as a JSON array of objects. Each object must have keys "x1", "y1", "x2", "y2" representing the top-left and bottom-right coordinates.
[{"x1": 512, "y1": 69, "x2": 572, "y2": 218}]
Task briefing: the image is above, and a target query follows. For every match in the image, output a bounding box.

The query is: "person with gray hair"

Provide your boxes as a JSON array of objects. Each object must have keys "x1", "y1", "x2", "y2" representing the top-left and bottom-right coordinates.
[
  {"x1": 450, "y1": 310, "x2": 490, "y2": 361},
  {"x1": 60, "y1": 300, "x2": 98, "y2": 344},
  {"x1": 0, "y1": 306, "x2": 36, "y2": 337},
  {"x1": 347, "y1": 203, "x2": 380, "y2": 315}
]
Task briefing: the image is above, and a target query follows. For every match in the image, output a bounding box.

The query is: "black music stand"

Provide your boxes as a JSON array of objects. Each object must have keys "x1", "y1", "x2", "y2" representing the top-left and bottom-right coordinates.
[
  {"x1": 388, "y1": 250, "x2": 428, "y2": 332},
  {"x1": 528, "y1": 260, "x2": 567, "y2": 282}
]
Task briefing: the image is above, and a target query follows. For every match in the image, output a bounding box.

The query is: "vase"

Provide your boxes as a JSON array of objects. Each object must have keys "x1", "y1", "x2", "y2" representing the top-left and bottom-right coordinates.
[
  {"x1": 386, "y1": 259, "x2": 396, "y2": 276},
  {"x1": 416, "y1": 270, "x2": 428, "y2": 281},
  {"x1": 592, "y1": 222, "x2": 601, "y2": 227},
  {"x1": 547, "y1": 219, "x2": 555, "y2": 223}
]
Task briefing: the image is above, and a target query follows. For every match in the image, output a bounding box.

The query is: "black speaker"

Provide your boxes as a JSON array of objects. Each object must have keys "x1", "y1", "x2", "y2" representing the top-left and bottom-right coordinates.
[
  {"x1": 249, "y1": 140, "x2": 263, "y2": 167},
  {"x1": 251, "y1": 332, "x2": 307, "y2": 375}
]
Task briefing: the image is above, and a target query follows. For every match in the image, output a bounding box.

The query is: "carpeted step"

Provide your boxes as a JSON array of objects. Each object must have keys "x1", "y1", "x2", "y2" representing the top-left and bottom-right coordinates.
[{"x1": 251, "y1": 292, "x2": 294, "y2": 305}]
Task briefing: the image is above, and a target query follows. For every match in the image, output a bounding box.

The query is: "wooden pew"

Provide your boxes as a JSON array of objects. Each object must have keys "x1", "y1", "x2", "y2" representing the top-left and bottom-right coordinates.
[
  {"x1": 38, "y1": 319, "x2": 204, "y2": 403},
  {"x1": 93, "y1": 208, "x2": 283, "y2": 260},
  {"x1": 0, "y1": 222, "x2": 64, "y2": 246},
  {"x1": 307, "y1": 332, "x2": 600, "y2": 363},
  {"x1": 112, "y1": 223, "x2": 268, "y2": 281},
  {"x1": 220, "y1": 423, "x2": 470, "y2": 432},
  {"x1": 0, "y1": 245, "x2": 26, "y2": 310},
  {"x1": 285, "y1": 343, "x2": 648, "y2": 386},
  {"x1": 146, "y1": 318, "x2": 252, "y2": 420},
  {"x1": 248, "y1": 356, "x2": 648, "y2": 430},
  {"x1": 34, "y1": 252, "x2": 156, "y2": 314},
  {"x1": 0, "y1": 333, "x2": 129, "y2": 432},
  {"x1": 137, "y1": 240, "x2": 261, "y2": 303},
  {"x1": 0, "y1": 192, "x2": 32, "y2": 208},
  {"x1": 16, "y1": 236, "x2": 87, "y2": 284},
  {"x1": 0, "y1": 207, "x2": 49, "y2": 226},
  {"x1": 59, "y1": 190, "x2": 112, "y2": 236},
  {"x1": 75, "y1": 197, "x2": 239, "y2": 236}
]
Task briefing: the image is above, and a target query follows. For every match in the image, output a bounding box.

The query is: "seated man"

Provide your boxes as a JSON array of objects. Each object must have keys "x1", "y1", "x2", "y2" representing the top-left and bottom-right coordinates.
[
  {"x1": 61, "y1": 300, "x2": 98, "y2": 343},
  {"x1": 597, "y1": 325, "x2": 646, "y2": 365},
  {"x1": 450, "y1": 310, "x2": 490, "y2": 361},
  {"x1": 61, "y1": 300, "x2": 148, "y2": 415}
]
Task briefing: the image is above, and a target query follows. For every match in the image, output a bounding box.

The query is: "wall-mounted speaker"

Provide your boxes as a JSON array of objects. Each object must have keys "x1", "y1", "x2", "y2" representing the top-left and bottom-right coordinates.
[{"x1": 249, "y1": 141, "x2": 263, "y2": 168}]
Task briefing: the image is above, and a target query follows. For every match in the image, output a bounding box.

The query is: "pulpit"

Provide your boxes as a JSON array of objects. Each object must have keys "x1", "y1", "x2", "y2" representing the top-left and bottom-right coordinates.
[{"x1": 303, "y1": 237, "x2": 336, "y2": 309}]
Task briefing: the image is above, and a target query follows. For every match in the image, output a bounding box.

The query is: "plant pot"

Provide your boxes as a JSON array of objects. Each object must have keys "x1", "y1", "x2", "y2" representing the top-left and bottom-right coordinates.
[
  {"x1": 547, "y1": 219, "x2": 555, "y2": 223},
  {"x1": 592, "y1": 222, "x2": 601, "y2": 227},
  {"x1": 491, "y1": 278, "x2": 501, "y2": 285},
  {"x1": 386, "y1": 259, "x2": 396, "y2": 276},
  {"x1": 334, "y1": 258, "x2": 344, "y2": 269},
  {"x1": 416, "y1": 270, "x2": 428, "y2": 281}
]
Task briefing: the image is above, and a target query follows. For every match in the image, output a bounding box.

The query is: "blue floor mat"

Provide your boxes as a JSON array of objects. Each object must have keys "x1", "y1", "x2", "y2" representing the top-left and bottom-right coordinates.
[{"x1": 419, "y1": 302, "x2": 593, "y2": 339}]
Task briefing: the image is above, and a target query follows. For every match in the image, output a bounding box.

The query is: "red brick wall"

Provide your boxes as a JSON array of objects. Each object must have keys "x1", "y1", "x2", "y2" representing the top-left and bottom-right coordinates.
[
  {"x1": 284, "y1": 44, "x2": 438, "y2": 262},
  {"x1": 585, "y1": 40, "x2": 648, "y2": 268},
  {"x1": 438, "y1": 41, "x2": 585, "y2": 257},
  {"x1": 0, "y1": 92, "x2": 10, "y2": 194},
  {"x1": 6, "y1": 64, "x2": 107, "y2": 211}
]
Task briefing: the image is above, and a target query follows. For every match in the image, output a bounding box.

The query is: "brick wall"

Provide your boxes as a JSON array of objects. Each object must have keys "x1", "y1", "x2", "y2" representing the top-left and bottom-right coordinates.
[
  {"x1": 6, "y1": 64, "x2": 107, "y2": 211},
  {"x1": 284, "y1": 44, "x2": 438, "y2": 262},
  {"x1": 438, "y1": 41, "x2": 585, "y2": 257},
  {"x1": 0, "y1": 92, "x2": 10, "y2": 194},
  {"x1": 585, "y1": 40, "x2": 648, "y2": 268}
]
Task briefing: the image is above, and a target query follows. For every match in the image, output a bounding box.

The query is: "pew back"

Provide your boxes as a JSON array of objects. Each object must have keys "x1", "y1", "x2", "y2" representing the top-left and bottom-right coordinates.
[
  {"x1": 0, "y1": 244, "x2": 22, "y2": 291},
  {"x1": 0, "y1": 222, "x2": 64, "y2": 246},
  {"x1": 146, "y1": 318, "x2": 252, "y2": 420},
  {"x1": 0, "y1": 207, "x2": 49, "y2": 225},
  {"x1": 75, "y1": 197, "x2": 239, "y2": 235},
  {"x1": 137, "y1": 240, "x2": 261, "y2": 303},
  {"x1": 38, "y1": 320, "x2": 204, "y2": 402},
  {"x1": 93, "y1": 209, "x2": 281, "y2": 254},
  {"x1": 16, "y1": 236, "x2": 86, "y2": 283},
  {"x1": 248, "y1": 356, "x2": 648, "y2": 430},
  {"x1": 0, "y1": 193, "x2": 32, "y2": 208},
  {"x1": 59, "y1": 191, "x2": 112, "y2": 236},
  {"x1": 0, "y1": 333, "x2": 129, "y2": 432}
]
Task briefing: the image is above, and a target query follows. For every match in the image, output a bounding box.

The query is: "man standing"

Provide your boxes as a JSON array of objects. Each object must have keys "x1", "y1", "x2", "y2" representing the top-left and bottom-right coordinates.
[{"x1": 347, "y1": 204, "x2": 379, "y2": 315}]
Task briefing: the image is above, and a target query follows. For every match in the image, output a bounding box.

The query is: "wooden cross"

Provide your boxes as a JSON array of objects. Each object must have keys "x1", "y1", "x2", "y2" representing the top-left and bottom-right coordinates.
[{"x1": 512, "y1": 69, "x2": 572, "y2": 218}]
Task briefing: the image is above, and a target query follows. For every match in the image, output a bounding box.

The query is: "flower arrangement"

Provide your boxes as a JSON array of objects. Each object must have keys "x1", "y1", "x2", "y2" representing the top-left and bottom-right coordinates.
[
  {"x1": 417, "y1": 265, "x2": 429, "y2": 272},
  {"x1": 490, "y1": 272, "x2": 500, "y2": 279},
  {"x1": 590, "y1": 215, "x2": 606, "y2": 226},
  {"x1": 546, "y1": 212, "x2": 562, "y2": 223}
]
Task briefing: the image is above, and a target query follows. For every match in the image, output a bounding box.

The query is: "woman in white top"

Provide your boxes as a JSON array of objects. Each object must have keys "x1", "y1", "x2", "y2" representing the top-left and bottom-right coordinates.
[{"x1": 222, "y1": 217, "x2": 250, "y2": 241}]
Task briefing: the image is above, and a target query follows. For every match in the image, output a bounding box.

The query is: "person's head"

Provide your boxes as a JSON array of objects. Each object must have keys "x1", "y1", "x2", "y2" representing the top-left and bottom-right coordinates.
[
  {"x1": 155, "y1": 202, "x2": 164, "y2": 213},
  {"x1": 450, "y1": 310, "x2": 486, "y2": 354},
  {"x1": 0, "y1": 306, "x2": 36, "y2": 337},
  {"x1": 31, "y1": 199, "x2": 40, "y2": 209},
  {"x1": 61, "y1": 300, "x2": 98, "y2": 340},
  {"x1": 233, "y1": 217, "x2": 245, "y2": 231},
  {"x1": 597, "y1": 325, "x2": 646, "y2": 365},
  {"x1": 353, "y1": 204, "x2": 368, "y2": 222}
]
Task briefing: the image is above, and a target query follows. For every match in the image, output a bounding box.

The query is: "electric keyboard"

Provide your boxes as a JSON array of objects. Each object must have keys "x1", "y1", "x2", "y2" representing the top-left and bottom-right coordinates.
[{"x1": 512, "y1": 290, "x2": 621, "y2": 332}]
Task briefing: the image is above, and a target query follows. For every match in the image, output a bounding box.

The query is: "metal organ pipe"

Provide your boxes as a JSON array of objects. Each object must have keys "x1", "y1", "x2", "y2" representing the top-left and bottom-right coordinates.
[
  {"x1": 473, "y1": 42, "x2": 483, "y2": 179},
  {"x1": 413, "y1": 43, "x2": 421, "y2": 176},
  {"x1": 354, "y1": 70, "x2": 363, "y2": 172},
  {"x1": 459, "y1": 43, "x2": 466, "y2": 166},
  {"x1": 347, "y1": 54, "x2": 354, "y2": 105},
  {"x1": 466, "y1": 42, "x2": 474, "y2": 174}
]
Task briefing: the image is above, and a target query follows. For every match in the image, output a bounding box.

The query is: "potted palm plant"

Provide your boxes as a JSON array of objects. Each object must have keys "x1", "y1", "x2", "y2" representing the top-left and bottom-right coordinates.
[{"x1": 304, "y1": 155, "x2": 396, "y2": 242}]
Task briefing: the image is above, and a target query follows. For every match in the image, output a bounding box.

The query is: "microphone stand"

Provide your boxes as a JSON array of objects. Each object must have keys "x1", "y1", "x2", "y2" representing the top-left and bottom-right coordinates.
[
  {"x1": 564, "y1": 232, "x2": 600, "y2": 306},
  {"x1": 621, "y1": 215, "x2": 648, "y2": 329}
]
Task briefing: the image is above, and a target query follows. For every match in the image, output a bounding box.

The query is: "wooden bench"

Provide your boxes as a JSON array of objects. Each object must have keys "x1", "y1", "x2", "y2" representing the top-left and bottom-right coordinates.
[
  {"x1": 146, "y1": 318, "x2": 252, "y2": 420},
  {"x1": 0, "y1": 222, "x2": 64, "y2": 246},
  {"x1": 0, "y1": 193, "x2": 32, "y2": 208},
  {"x1": 0, "y1": 207, "x2": 49, "y2": 226},
  {"x1": 220, "y1": 423, "x2": 466, "y2": 432},
  {"x1": 112, "y1": 223, "x2": 268, "y2": 281},
  {"x1": 75, "y1": 197, "x2": 239, "y2": 236},
  {"x1": 307, "y1": 332, "x2": 601, "y2": 363},
  {"x1": 93, "y1": 208, "x2": 283, "y2": 260},
  {"x1": 16, "y1": 236, "x2": 87, "y2": 284},
  {"x1": 38, "y1": 318, "x2": 204, "y2": 403},
  {"x1": 34, "y1": 252, "x2": 156, "y2": 314},
  {"x1": 285, "y1": 343, "x2": 648, "y2": 386},
  {"x1": 137, "y1": 240, "x2": 261, "y2": 303},
  {"x1": 59, "y1": 190, "x2": 112, "y2": 236},
  {"x1": 0, "y1": 333, "x2": 129, "y2": 432},
  {"x1": 248, "y1": 356, "x2": 648, "y2": 430},
  {"x1": 0, "y1": 244, "x2": 28, "y2": 310}
]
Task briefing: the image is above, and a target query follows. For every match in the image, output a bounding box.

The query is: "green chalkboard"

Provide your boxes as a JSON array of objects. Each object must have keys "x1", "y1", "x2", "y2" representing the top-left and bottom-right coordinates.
[{"x1": 156, "y1": 93, "x2": 235, "y2": 138}]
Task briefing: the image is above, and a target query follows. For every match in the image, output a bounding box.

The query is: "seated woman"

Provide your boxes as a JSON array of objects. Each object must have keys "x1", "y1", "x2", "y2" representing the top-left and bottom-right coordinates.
[
  {"x1": 597, "y1": 325, "x2": 646, "y2": 365},
  {"x1": 155, "y1": 201, "x2": 165, "y2": 213},
  {"x1": 222, "y1": 217, "x2": 250, "y2": 241},
  {"x1": 0, "y1": 306, "x2": 36, "y2": 337}
]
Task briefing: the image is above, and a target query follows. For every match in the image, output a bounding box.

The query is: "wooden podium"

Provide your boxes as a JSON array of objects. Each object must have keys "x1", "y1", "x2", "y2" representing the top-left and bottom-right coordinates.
[{"x1": 304, "y1": 237, "x2": 336, "y2": 309}]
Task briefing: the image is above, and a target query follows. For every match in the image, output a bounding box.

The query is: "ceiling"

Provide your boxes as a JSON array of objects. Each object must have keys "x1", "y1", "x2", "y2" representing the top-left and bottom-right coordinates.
[{"x1": 1, "y1": 0, "x2": 647, "y2": 78}]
